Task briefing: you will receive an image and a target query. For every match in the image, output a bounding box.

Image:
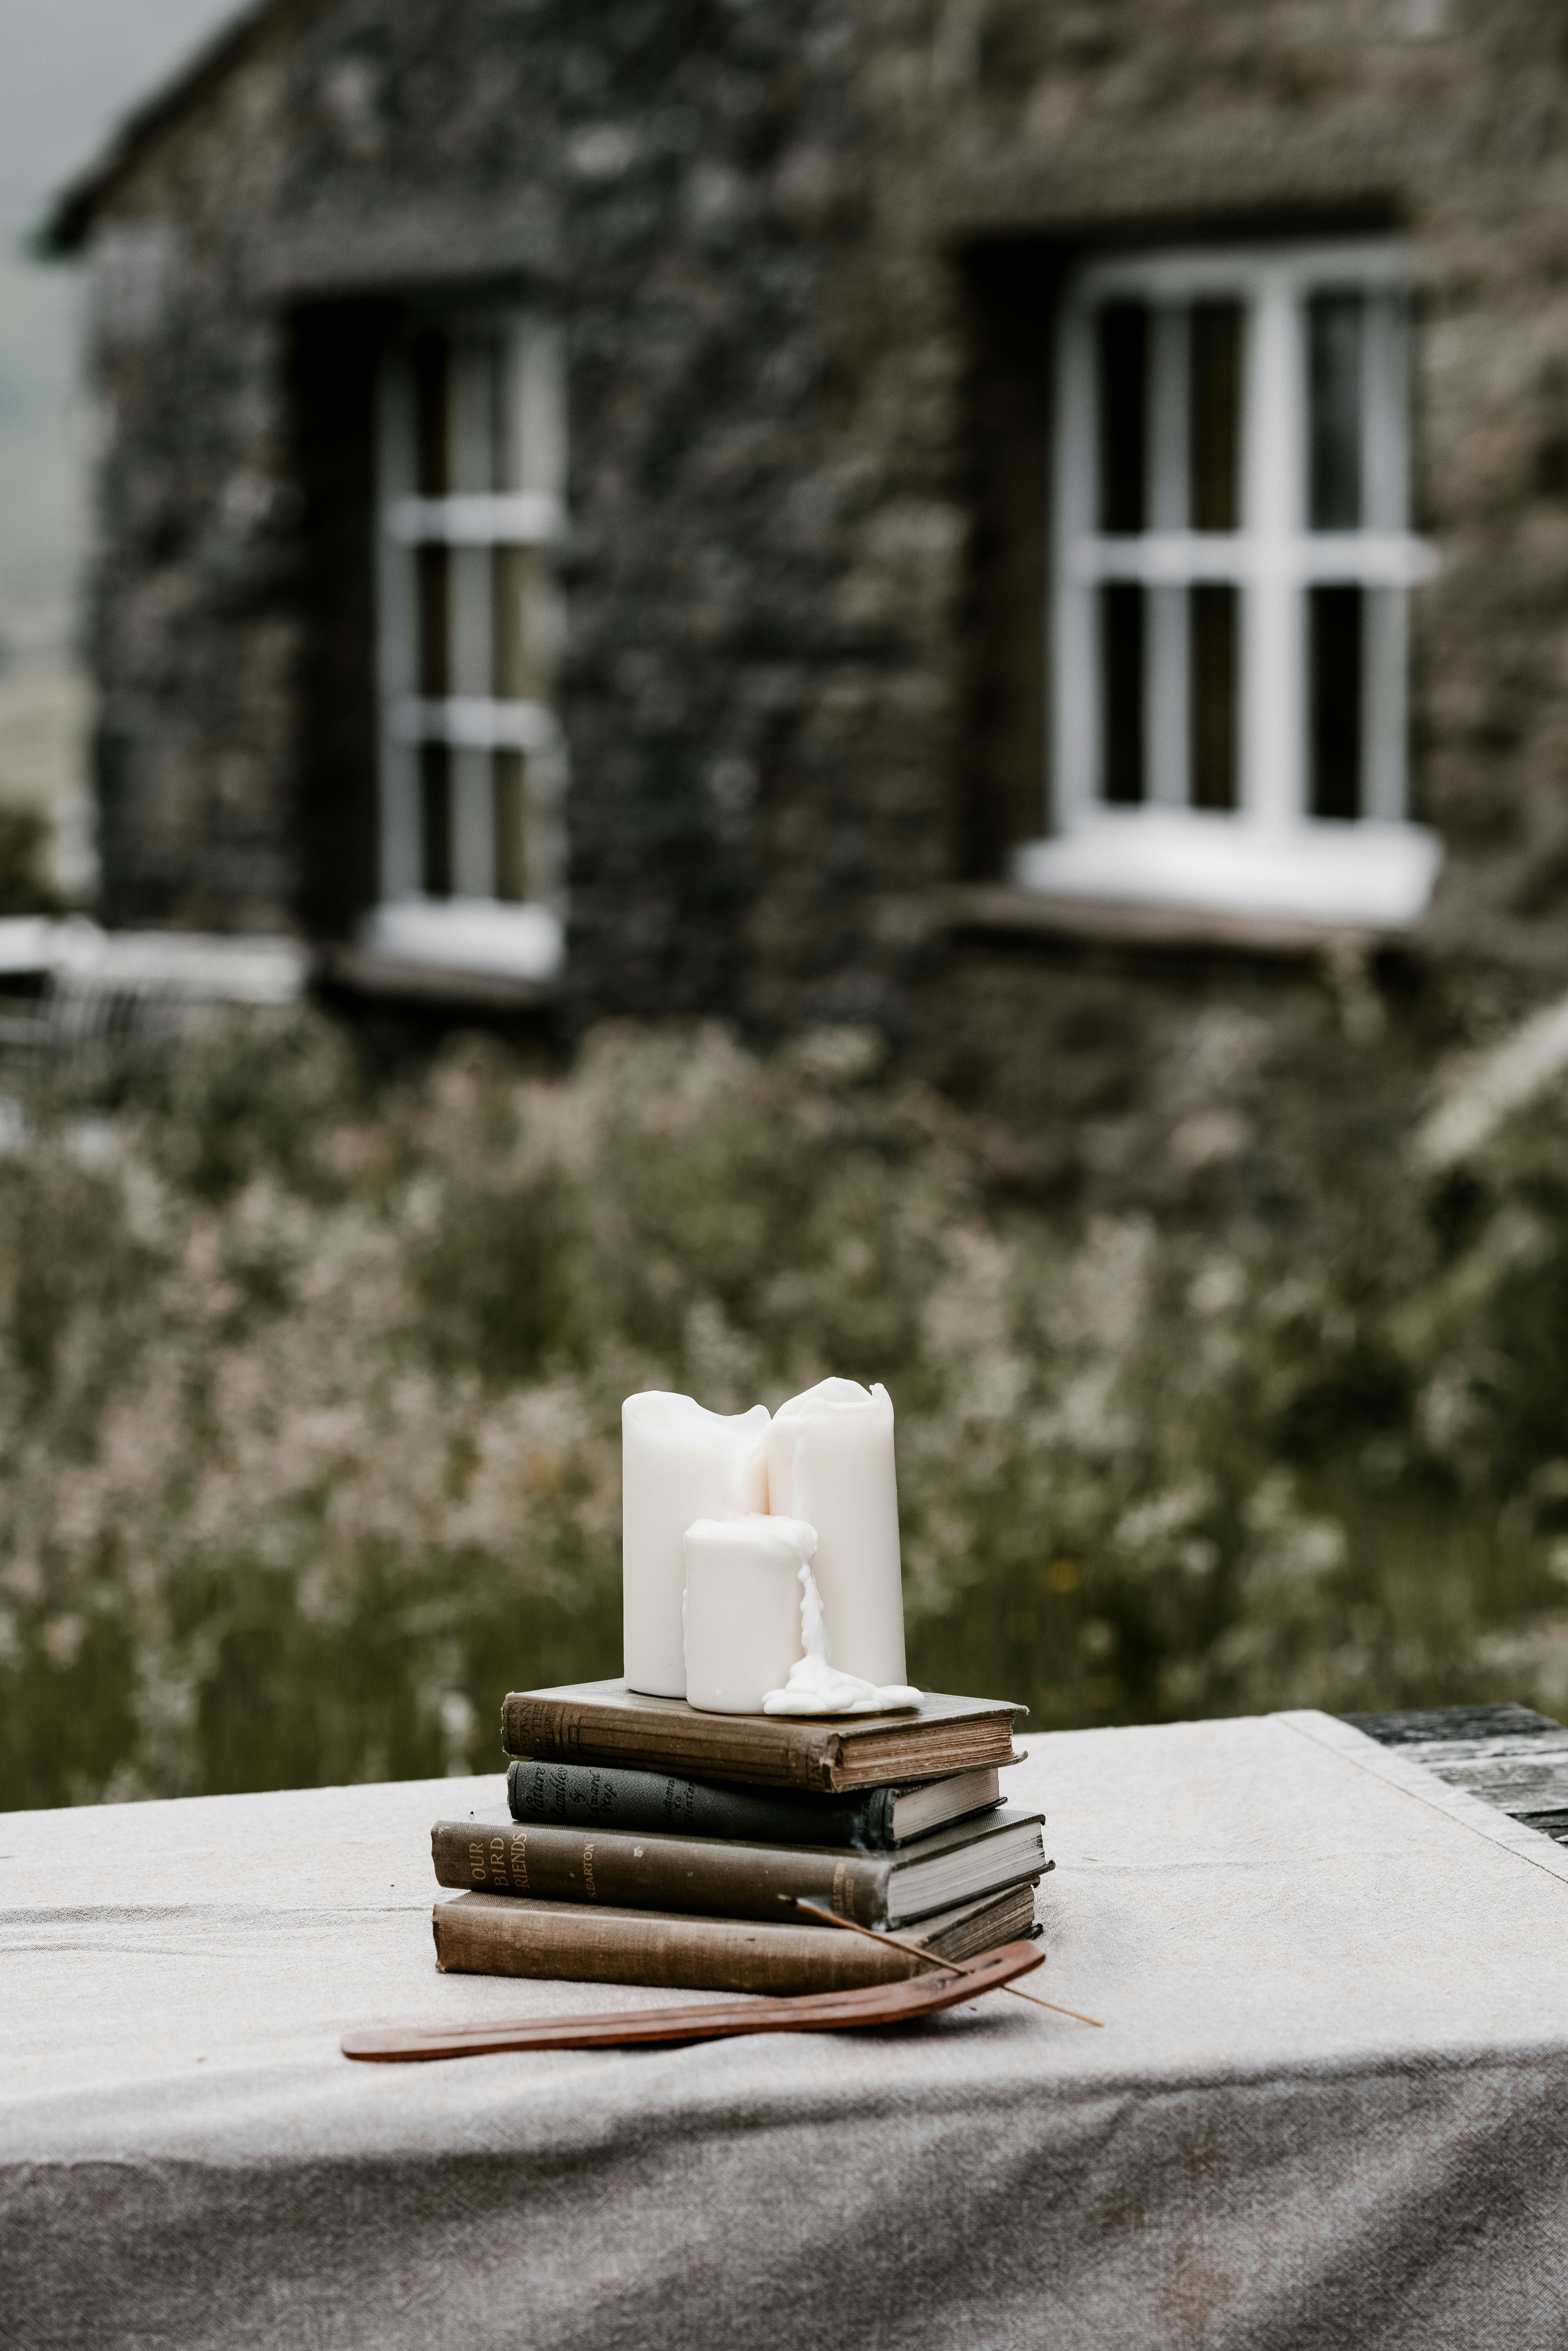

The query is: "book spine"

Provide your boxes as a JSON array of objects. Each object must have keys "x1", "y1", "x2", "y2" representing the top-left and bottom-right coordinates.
[
  {"x1": 432, "y1": 1819, "x2": 897, "y2": 1927},
  {"x1": 499, "y1": 1693, "x2": 845, "y2": 1792},
  {"x1": 505, "y1": 1758, "x2": 888, "y2": 1850},
  {"x1": 432, "y1": 1893, "x2": 921, "y2": 1994}
]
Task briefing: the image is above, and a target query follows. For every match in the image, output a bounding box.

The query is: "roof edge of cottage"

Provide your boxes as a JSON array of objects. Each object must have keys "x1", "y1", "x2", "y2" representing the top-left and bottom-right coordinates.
[{"x1": 38, "y1": 0, "x2": 299, "y2": 256}]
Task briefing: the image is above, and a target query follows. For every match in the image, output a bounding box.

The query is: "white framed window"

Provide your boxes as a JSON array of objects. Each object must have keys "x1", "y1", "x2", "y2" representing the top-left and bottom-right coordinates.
[
  {"x1": 1015, "y1": 242, "x2": 1441, "y2": 930},
  {"x1": 364, "y1": 312, "x2": 567, "y2": 982}
]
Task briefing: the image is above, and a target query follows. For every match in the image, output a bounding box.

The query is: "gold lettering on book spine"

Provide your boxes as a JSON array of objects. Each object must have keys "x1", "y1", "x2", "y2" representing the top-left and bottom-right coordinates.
[
  {"x1": 508, "y1": 1830, "x2": 528, "y2": 1891},
  {"x1": 832, "y1": 1860, "x2": 847, "y2": 1919},
  {"x1": 582, "y1": 1842, "x2": 597, "y2": 1900},
  {"x1": 469, "y1": 1840, "x2": 486, "y2": 1886}
]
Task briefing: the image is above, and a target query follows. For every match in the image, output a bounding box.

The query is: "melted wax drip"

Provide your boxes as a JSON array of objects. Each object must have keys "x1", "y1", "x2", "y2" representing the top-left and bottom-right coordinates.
[{"x1": 761, "y1": 1561, "x2": 920, "y2": 1717}]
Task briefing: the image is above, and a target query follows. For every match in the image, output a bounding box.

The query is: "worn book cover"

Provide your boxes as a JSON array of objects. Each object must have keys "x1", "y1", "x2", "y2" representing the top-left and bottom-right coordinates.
[
  {"x1": 500, "y1": 1680, "x2": 1023, "y2": 1792},
  {"x1": 431, "y1": 1879, "x2": 1039, "y2": 1994},
  {"x1": 505, "y1": 1756, "x2": 1005, "y2": 1850},
  {"x1": 433, "y1": 1805, "x2": 1046, "y2": 1929}
]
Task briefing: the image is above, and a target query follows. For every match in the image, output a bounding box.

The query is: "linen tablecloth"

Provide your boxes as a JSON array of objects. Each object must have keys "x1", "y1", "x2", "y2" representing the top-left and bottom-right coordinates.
[{"x1": 5, "y1": 1708, "x2": 1568, "y2": 2350}]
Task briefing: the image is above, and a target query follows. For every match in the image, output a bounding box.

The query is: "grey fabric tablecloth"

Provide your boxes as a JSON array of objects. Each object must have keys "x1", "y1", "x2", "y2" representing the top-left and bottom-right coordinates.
[{"x1": 5, "y1": 1708, "x2": 1568, "y2": 2350}]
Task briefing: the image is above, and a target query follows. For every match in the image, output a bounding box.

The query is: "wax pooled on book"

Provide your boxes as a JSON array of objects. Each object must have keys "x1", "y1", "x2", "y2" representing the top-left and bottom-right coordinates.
[
  {"x1": 683, "y1": 1514, "x2": 815, "y2": 1714},
  {"x1": 621, "y1": 1392, "x2": 769, "y2": 1697},
  {"x1": 766, "y1": 1377, "x2": 908, "y2": 1687},
  {"x1": 763, "y1": 1557, "x2": 919, "y2": 1717}
]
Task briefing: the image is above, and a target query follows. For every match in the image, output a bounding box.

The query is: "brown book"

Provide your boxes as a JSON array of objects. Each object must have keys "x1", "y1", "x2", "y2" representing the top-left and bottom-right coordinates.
[
  {"x1": 500, "y1": 1680, "x2": 1023, "y2": 1793},
  {"x1": 432, "y1": 1879, "x2": 1041, "y2": 1993},
  {"x1": 432, "y1": 1807, "x2": 1046, "y2": 1929}
]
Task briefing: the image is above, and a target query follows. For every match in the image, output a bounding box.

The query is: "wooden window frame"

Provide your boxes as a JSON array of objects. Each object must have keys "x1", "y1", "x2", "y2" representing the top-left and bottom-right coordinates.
[
  {"x1": 365, "y1": 311, "x2": 567, "y2": 982},
  {"x1": 1017, "y1": 241, "x2": 1442, "y2": 932}
]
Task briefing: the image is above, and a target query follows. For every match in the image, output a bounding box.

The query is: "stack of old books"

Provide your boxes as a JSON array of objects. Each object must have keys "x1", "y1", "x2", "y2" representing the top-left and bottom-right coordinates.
[{"x1": 429, "y1": 1680, "x2": 1046, "y2": 1992}]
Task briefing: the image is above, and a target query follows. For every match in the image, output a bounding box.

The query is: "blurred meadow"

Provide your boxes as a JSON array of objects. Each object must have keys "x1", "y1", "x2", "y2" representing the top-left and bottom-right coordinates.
[{"x1": 5, "y1": 1004, "x2": 1568, "y2": 1810}]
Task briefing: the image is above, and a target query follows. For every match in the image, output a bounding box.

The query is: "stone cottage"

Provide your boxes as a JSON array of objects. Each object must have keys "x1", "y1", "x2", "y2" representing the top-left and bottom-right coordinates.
[{"x1": 44, "y1": 0, "x2": 1568, "y2": 1195}]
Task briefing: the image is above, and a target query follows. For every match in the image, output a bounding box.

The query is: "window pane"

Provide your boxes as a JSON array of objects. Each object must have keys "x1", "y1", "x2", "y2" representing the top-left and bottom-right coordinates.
[
  {"x1": 1309, "y1": 585, "x2": 1363, "y2": 819},
  {"x1": 1100, "y1": 582, "x2": 1145, "y2": 804},
  {"x1": 420, "y1": 742, "x2": 453, "y2": 896},
  {"x1": 492, "y1": 546, "x2": 554, "y2": 702},
  {"x1": 494, "y1": 750, "x2": 528, "y2": 901},
  {"x1": 487, "y1": 337, "x2": 510, "y2": 494},
  {"x1": 1309, "y1": 293, "x2": 1362, "y2": 531},
  {"x1": 417, "y1": 544, "x2": 450, "y2": 696},
  {"x1": 412, "y1": 331, "x2": 450, "y2": 497},
  {"x1": 1189, "y1": 584, "x2": 1238, "y2": 811},
  {"x1": 1097, "y1": 303, "x2": 1148, "y2": 535},
  {"x1": 1189, "y1": 301, "x2": 1242, "y2": 532}
]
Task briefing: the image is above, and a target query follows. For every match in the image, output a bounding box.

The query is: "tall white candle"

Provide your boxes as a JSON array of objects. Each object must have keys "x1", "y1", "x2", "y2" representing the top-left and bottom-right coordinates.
[
  {"x1": 622, "y1": 1392, "x2": 769, "y2": 1697},
  {"x1": 683, "y1": 1515, "x2": 814, "y2": 1713},
  {"x1": 766, "y1": 1377, "x2": 908, "y2": 1686}
]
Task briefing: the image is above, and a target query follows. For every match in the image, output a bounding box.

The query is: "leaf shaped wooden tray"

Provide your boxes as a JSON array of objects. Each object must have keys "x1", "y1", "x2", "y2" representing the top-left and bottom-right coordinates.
[{"x1": 342, "y1": 1936, "x2": 1046, "y2": 2061}]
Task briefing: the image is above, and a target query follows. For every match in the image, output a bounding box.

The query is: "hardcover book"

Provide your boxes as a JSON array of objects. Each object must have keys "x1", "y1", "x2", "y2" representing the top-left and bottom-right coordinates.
[
  {"x1": 500, "y1": 1680, "x2": 1023, "y2": 1793},
  {"x1": 432, "y1": 1805, "x2": 1046, "y2": 1930},
  {"x1": 431, "y1": 1879, "x2": 1040, "y2": 1994},
  {"x1": 505, "y1": 1757, "x2": 1005, "y2": 1850}
]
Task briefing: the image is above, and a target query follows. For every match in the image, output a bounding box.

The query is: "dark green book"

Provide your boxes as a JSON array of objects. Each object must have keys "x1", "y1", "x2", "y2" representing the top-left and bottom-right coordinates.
[{"x1": 506, "y1": 1756, "x2": 1005, "y2": 1851}]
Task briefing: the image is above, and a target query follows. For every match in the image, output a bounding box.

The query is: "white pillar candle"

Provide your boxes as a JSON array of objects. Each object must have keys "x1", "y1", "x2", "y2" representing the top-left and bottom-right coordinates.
[
  {"x1": 683, "y1": 1515, "x2": 814, "y2": 1714},
  {"x1": 622, "y1": 1392, "x2": 769, "y2": 1697},
  {"x1": 766, "y1": 1377, "x2": 908, "y2": 1686}
]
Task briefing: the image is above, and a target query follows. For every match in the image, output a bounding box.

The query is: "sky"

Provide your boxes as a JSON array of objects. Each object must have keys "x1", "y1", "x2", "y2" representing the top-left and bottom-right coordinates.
[{"x1": 0, "y1": 0, "x2": 247, "y2": 660}]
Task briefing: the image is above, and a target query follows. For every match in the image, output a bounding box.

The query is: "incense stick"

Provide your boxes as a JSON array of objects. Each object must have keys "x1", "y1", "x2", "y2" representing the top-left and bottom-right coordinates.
[{"x1": 788, "y1": 1896, "x2": 1104, "y2": 2027}]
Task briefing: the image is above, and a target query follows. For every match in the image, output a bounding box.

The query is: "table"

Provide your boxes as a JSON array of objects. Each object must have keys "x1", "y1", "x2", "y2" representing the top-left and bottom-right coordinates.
[{"x1": 6, "y1": 1709, "x2": 1568, "y2": 2349}]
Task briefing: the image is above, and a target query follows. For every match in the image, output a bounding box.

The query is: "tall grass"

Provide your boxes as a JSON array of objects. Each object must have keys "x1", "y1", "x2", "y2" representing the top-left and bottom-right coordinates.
[{"x1": 2, "y1": 1008, "x2": 1566, "y2": 1808}]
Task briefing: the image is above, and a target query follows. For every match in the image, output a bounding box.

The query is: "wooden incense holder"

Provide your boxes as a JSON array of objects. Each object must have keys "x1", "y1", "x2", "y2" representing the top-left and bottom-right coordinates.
[{"x1": 341, "y1": 1936, "x2": 1045, "y2": 2062}]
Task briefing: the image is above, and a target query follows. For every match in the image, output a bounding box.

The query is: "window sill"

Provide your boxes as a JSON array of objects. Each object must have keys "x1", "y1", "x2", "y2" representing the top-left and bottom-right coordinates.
[
  {"x1": 1007, "y1": 813, "x2": 1442, "y2": 934},
  {"x1": 330, "y1": 899, "x2": 564, "y2": 1007},
  {"x1": 318, "y1": 945, "x2": 557, "y2": 1010},
  {"x1": 948, "y1": 886, "x2": 1404, "y2": 957}
]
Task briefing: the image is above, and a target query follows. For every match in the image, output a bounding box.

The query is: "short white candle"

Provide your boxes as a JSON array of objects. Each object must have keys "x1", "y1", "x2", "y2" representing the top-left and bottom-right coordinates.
[
  {"x1": 766, "y1": 1377, "x2": 908, "y2": 1687},
  {"x1": 622, "y1": 1392, "x2": 769, "y2": 1697},
  {"x1": 683, "y1": 1514, "x2": 815, "y2": 1714}
]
